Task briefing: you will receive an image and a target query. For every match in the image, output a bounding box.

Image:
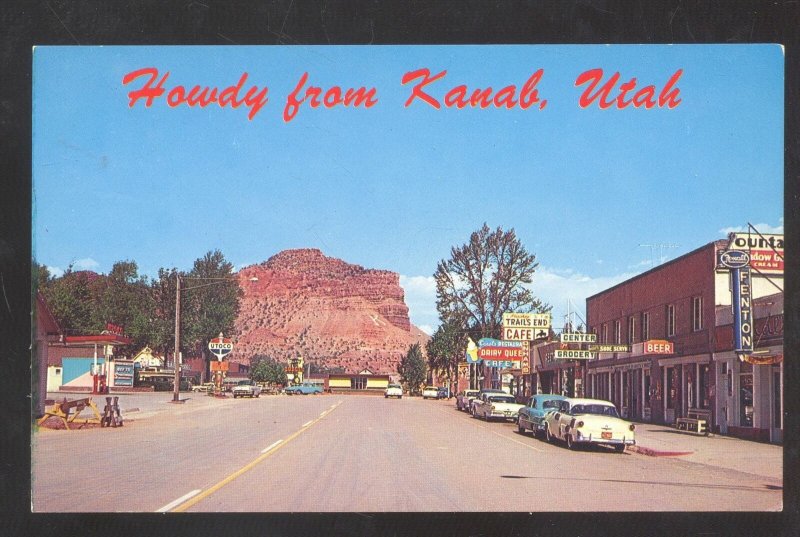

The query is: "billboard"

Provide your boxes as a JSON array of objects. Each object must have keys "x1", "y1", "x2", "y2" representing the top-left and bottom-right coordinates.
[{"x1": 727, "y1": 233, "x2": 783, "y2": 273}]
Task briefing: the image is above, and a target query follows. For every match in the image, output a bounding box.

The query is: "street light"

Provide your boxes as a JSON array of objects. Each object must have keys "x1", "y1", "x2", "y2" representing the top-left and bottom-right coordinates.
[{"x1": 172, "y1": 274, "x2": 258, "y2": 403}]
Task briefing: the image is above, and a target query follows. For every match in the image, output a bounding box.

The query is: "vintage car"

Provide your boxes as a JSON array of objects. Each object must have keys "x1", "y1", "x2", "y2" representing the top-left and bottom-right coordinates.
[
  {"x1": 284, "y1": 382, "x2": 323, "y2": 395},
  {"x1": 469, "y1": 389, "x2": 506, "y2": 415},
  {"x1": 422, "y1": 386, "x2": 439, "y2": 399},
  {"x1": 231, "y1": 379, "x2": 262, "y2": 398},
  {"x1": 517, "y1": 393, "x2": 568, "y2": 437},
  {"x1": 436, "y1": 387, "x2": 449, "y2": 399},
  {"x1": 455, "y1": 389, "x2": 480, "y2": 411},
  {"x1": 191, "y1": 382, "x2": 215, "y2": 393},
  {"x1": 472, "y1": 393, "x2": 525, "y2": 421},
  {"x1": 384, "y1": 383, "x2": 403, "y2": 398},
  {"x1": 543, "y1": 397, "x2": 636, "y2": 452}
]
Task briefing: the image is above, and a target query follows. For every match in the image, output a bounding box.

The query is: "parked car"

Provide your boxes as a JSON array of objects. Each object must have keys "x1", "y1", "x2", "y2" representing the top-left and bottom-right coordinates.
[
  {"x1": 517, "y1": 394, "x2": 568, "y2": 437},
  {"x1": 385, "y1": 384, "x2": 403, "y2": 399},
  {"x1": 472, "y1": 393, "x2": 525, "y2": 421},
  {"x1": 469, "y1": 389, "x2": 506, "y2": 415},
  {"x1": 192, "y1": 382, "x2": 215, "y2": 393},
  {"x1": 543, "y1": 398, "x2": 636, "y2": 452},
  {"x1": 422, "y1": 386, "x2": 439, "y2": 399},
  {"x1": 456, "y1": 390, "x2": 480, "y2": 411},
  {"x1": 232, "y1": 379, "x2": 262, "y2": 398},
  {"x1": 436, "y1": 387, "x2": 449, "y2": 399},
  {"x1": 284, "y1": 382, "x2": 323, "y2": 395}
]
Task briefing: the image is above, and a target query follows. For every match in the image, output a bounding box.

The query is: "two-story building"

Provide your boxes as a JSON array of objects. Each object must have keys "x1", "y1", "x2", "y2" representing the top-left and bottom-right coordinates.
[{"x1": 582, "y1": 237, "x2": 783, "y2": 442}]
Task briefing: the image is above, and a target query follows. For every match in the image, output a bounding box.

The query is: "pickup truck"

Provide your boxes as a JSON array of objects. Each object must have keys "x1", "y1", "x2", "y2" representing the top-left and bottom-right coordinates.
[
  {"x1": 284, "y1": 383, "x2": 323, "y2": 395},
  {"x1": 232, "y1": 379, "x2": 262, "y2": 398},
  {"x1": 472, "y1": 393, "x2": 524, "y2": 422}
]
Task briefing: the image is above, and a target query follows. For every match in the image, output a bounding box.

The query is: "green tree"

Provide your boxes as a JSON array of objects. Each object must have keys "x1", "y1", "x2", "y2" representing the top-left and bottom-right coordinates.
[
  {"x1": 148, "y1": 268, "x2": 179, "y2": 356},
  {"x1": 250, "y1": 355, "x2": 288, "y2": 385},
  {"x1": 181, "y1": 250, "x2": 243, "y2": 361},
  {"x1": 434, "y1": 223, "x2": 550, "y2": 340},
  {"x1": 426, "y1": 320, "x2": 465, "y2": 396},
  {"x1": 41, "y1": 265, "x2": 94, "y2": 334},
  {"x1": 90, "y1": 260, "x2": 151, "y2": 353},
  {"x1": 398, "y1": 343, "x2": 427, "y2": 395}
]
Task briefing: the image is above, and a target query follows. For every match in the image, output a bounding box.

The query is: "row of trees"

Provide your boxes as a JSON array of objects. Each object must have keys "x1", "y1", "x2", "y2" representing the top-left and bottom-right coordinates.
[
  {"x1": 401, "y1": 223, "x2": 551, "y2": 394},
  {"x1": 35, "y1": 250, "x2": 242, "y2": 364}
]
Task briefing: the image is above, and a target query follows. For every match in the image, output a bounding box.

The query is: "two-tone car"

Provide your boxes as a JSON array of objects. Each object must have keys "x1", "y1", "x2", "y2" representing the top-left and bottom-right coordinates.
[
  {"x1": 517, "y1": 393, "x2": 568, "y2": 437},
  {"x1": 468, "y1": 389, "x2": 506, "y2": 416},
  {"x1": 231, "y1": 379, "x2": 262, "y2": 398},
  {"x1": 472, "y1": 393, "x2": 525, "y2": 422},
  {"x1": 455, "y1": 389, "x2": 480, "y2": 411},
  {"x1": 543, "y1": 397, "x2": 636, "y2": 452},
  {"x1": 284, "y1": 382, "x2": 323, "y2": 395},
  {"x1": 422, "y1": 386, "x2": 439, "y2": 399}
]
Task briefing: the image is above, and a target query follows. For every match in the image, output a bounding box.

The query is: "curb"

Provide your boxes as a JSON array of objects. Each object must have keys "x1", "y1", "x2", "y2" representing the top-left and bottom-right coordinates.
[{"x1": 629, "y1": 444, "x2": 693, "y2": 457}]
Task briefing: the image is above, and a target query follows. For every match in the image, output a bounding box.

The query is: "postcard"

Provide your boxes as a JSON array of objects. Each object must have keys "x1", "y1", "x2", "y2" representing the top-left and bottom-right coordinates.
[{"x1": 31, "y1": 45, "x2": 783, "y2": 513}]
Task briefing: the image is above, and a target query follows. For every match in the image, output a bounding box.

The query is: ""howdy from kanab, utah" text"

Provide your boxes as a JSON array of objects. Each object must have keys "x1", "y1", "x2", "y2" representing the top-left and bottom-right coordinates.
[{"x1": 122, "y1": 67, "x2": 683, "y2": 122}]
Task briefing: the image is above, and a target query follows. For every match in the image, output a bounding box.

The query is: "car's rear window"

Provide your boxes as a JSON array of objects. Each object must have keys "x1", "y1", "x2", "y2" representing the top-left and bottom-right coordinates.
[
  {"x1": 571, "y1": 404, "x2": 619, "y2": 417},
  {"x1": 489, "y1": 396, "x2": 516, "y2": 404}
]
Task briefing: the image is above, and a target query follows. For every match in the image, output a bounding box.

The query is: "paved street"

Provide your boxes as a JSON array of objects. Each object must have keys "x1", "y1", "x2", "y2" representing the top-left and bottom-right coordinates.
[{"x1": 31, "y1": 393, "x2": 783, "y2": 512}]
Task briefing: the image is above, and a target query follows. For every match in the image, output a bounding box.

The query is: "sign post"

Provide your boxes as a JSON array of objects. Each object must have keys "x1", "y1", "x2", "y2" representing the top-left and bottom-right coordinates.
[{"x1": 208, "y1": 333, "x2": 234, "y2": 396}]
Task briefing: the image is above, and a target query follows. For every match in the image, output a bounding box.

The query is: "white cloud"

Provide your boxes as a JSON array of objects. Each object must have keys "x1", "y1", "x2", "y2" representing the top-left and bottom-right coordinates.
[
  {"x1": 417, "y1": 324, "x2": 435, "y2": 336},
  {"x1": 73, "y1": 257, "x2": 100, "y2": 271},
  {"x1": 399, "y1": 274, "x2": 439, "y2": 332},
  {"x1": 530, "y1": 266, "x2": 640, "y2": 330},
  {"x1": 719, "y1": 218, "x2": 784, "y2": 236},
  {"x1": 47, "y1": 265, "x2": 64, "y2": 278}
]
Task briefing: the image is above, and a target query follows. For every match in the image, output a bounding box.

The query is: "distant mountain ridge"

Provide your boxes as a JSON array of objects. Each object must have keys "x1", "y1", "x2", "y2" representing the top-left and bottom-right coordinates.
[{"x1": 234, "y1": 249, "x2": 429, "y2": 374}]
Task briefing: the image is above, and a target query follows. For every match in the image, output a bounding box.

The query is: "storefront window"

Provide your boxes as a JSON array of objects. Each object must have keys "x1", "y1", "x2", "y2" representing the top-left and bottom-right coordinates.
[
  {"x1": 644, "y1": 370, "x2": 651, "y2": 407},
  {"x1": 739, "y1": 361, "x2": 753, "y2": 427},
  {"x1": 773, "y1": 368, "x2": 781, "y2": 429},
  {"x1": 699, "y1": 364, "x2": 711, "y2": 409},
  {"x1": 666, "y1": 366, "x2": 675, "y2": 409}
]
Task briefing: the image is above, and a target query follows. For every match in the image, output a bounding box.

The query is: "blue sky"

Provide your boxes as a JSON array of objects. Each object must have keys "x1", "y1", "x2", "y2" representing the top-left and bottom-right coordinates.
[{"x1": 33, "y1": 45, "x2": 784, "y2": 334}]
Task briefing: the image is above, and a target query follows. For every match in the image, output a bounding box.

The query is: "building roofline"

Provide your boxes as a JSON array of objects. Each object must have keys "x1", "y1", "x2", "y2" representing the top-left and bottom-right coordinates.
[{"x1": 586, "y1": 239, "x2": 728, "y2": 303}]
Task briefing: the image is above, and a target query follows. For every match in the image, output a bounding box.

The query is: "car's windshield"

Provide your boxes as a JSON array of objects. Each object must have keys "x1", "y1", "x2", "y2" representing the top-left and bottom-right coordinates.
[
  {"x1": 489, "y1": 396, "x2": 516, "y2": 404},
  {"x1": 388, "y1": 384, "x2": 401, "y2": 389},
  {"x1": 570, "y1": 404, "x2": 619, "y2": 417},
  {"x1": 542, "y1": 399, "x2": 561, "y2": 409},
  {"x1": 237, "y1": 380, "x2": 251, "y2": 385}
]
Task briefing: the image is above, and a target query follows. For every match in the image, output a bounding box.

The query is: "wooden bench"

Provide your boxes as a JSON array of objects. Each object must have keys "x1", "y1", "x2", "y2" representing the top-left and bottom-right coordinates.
[
  {"x1": 675, "y1": 408, "x2": 712, "y2": 435},
  {"x1": 37, "y1": 397, "x2": 102, "y2": 430}
]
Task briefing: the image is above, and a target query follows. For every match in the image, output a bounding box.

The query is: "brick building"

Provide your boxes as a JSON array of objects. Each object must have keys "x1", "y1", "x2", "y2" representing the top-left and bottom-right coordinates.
[{"x1": 582, "y1": 238, "x2": 783, "y2": 443}]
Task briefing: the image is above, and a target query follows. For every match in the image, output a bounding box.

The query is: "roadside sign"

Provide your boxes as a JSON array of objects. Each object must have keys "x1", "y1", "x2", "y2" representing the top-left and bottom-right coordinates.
[
  {"x1": 553, "y1": 349, "x2": 595, "y2": 360},
  {"x1": 718, "y1": 249, "x2": 750, "y2": 269},
  {"x1": 643, "y1": 340, "x2": 674, "y2": 354},
  {"x1": 726, "y1": 233, "x2": 783, "y2": 273},
  {"x1": 587, "y1": 344, "x2": 631, "y2": 353},
  {"x1": 208, "y1": 335, "x2": 233, "y2": 360},
  {"x1": 210, "y1": 361, "x2": 229, "y2": 371},
  {"x1": 560, "y1": 332, "x2": 597, "y2": 344}
]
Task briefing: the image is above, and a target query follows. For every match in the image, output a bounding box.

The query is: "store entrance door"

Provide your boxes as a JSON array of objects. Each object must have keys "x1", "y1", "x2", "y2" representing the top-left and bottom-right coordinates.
[{"x1": 770, "y1": 365, "x2": 783, "y2": 443}]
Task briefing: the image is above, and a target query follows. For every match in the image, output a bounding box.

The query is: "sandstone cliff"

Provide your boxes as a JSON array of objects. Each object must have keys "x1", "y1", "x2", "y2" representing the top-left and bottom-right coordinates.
[{"x1": 234, "y1": 249, "x2": 429, "y2": 374}]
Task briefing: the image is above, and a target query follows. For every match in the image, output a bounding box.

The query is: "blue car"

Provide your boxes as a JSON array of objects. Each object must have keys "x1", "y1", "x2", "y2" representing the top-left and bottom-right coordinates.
[
  {"x1": 517, "y1": 394, "x2": 568, "y2": 438},
  {"x1": 284, "y1": 383, "x2": 323, "y2": 395}
]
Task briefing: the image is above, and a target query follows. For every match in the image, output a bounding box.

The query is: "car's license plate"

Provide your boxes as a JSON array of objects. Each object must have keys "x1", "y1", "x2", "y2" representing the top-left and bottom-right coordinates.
[{"x1": 601, "y1": 431, "x2": 612, "y2": 439}]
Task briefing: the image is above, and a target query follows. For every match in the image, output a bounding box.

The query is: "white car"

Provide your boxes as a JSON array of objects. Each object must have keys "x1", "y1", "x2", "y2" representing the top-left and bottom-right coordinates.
[
  {"x1": 543, "y1": 397, "x2": 636, "y2": 452},
  {"x1": 231, "y1": 379, "x2": 262, "y2": 398},
  {"x1": 456, "y1": 389, "x2": 480, "y2": 411},
  {"x1": 473, "y1": 393, "x2": 524, "y2": 421},
  {"x1": 385, "y1": 384, "x2": 403, "y2": 398},
  {"x1": 422, "y1": 386, "x2": 439, "y2": 399}
]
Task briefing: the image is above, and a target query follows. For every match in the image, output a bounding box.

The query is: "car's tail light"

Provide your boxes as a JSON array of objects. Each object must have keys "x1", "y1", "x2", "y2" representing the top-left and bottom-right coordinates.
[
  {"x1": 491, "y1": 405, "x2": 497, "y2": 411},
  {"x1": 575, "y1": 420, "x2": 584, "y2": 428},
  {"x1": 629, "y1": 424, "x2": 636, "y2": 431}
]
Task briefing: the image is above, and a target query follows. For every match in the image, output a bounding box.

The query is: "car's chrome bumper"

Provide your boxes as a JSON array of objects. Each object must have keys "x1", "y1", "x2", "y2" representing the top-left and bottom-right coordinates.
[{"x1": 574, "y1": 432, "x2": 635, "y2": 445}]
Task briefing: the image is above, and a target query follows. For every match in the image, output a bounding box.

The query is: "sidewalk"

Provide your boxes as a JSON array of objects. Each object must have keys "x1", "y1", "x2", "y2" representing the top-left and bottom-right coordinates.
[{"x1": 630, "y1": 422, "x2": 783, "y2": 480}]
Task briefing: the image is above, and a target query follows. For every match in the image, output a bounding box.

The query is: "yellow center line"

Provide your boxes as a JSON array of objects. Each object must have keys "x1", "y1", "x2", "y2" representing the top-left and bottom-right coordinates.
[{"x1": 168, "y1": 400, "x2": 343, "y2": 512}]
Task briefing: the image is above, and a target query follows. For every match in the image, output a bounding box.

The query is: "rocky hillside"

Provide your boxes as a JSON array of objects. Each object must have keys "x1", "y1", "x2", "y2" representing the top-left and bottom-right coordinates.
[{"x1": 234, "y1": 249, "x2": 429, "y2": 375}]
